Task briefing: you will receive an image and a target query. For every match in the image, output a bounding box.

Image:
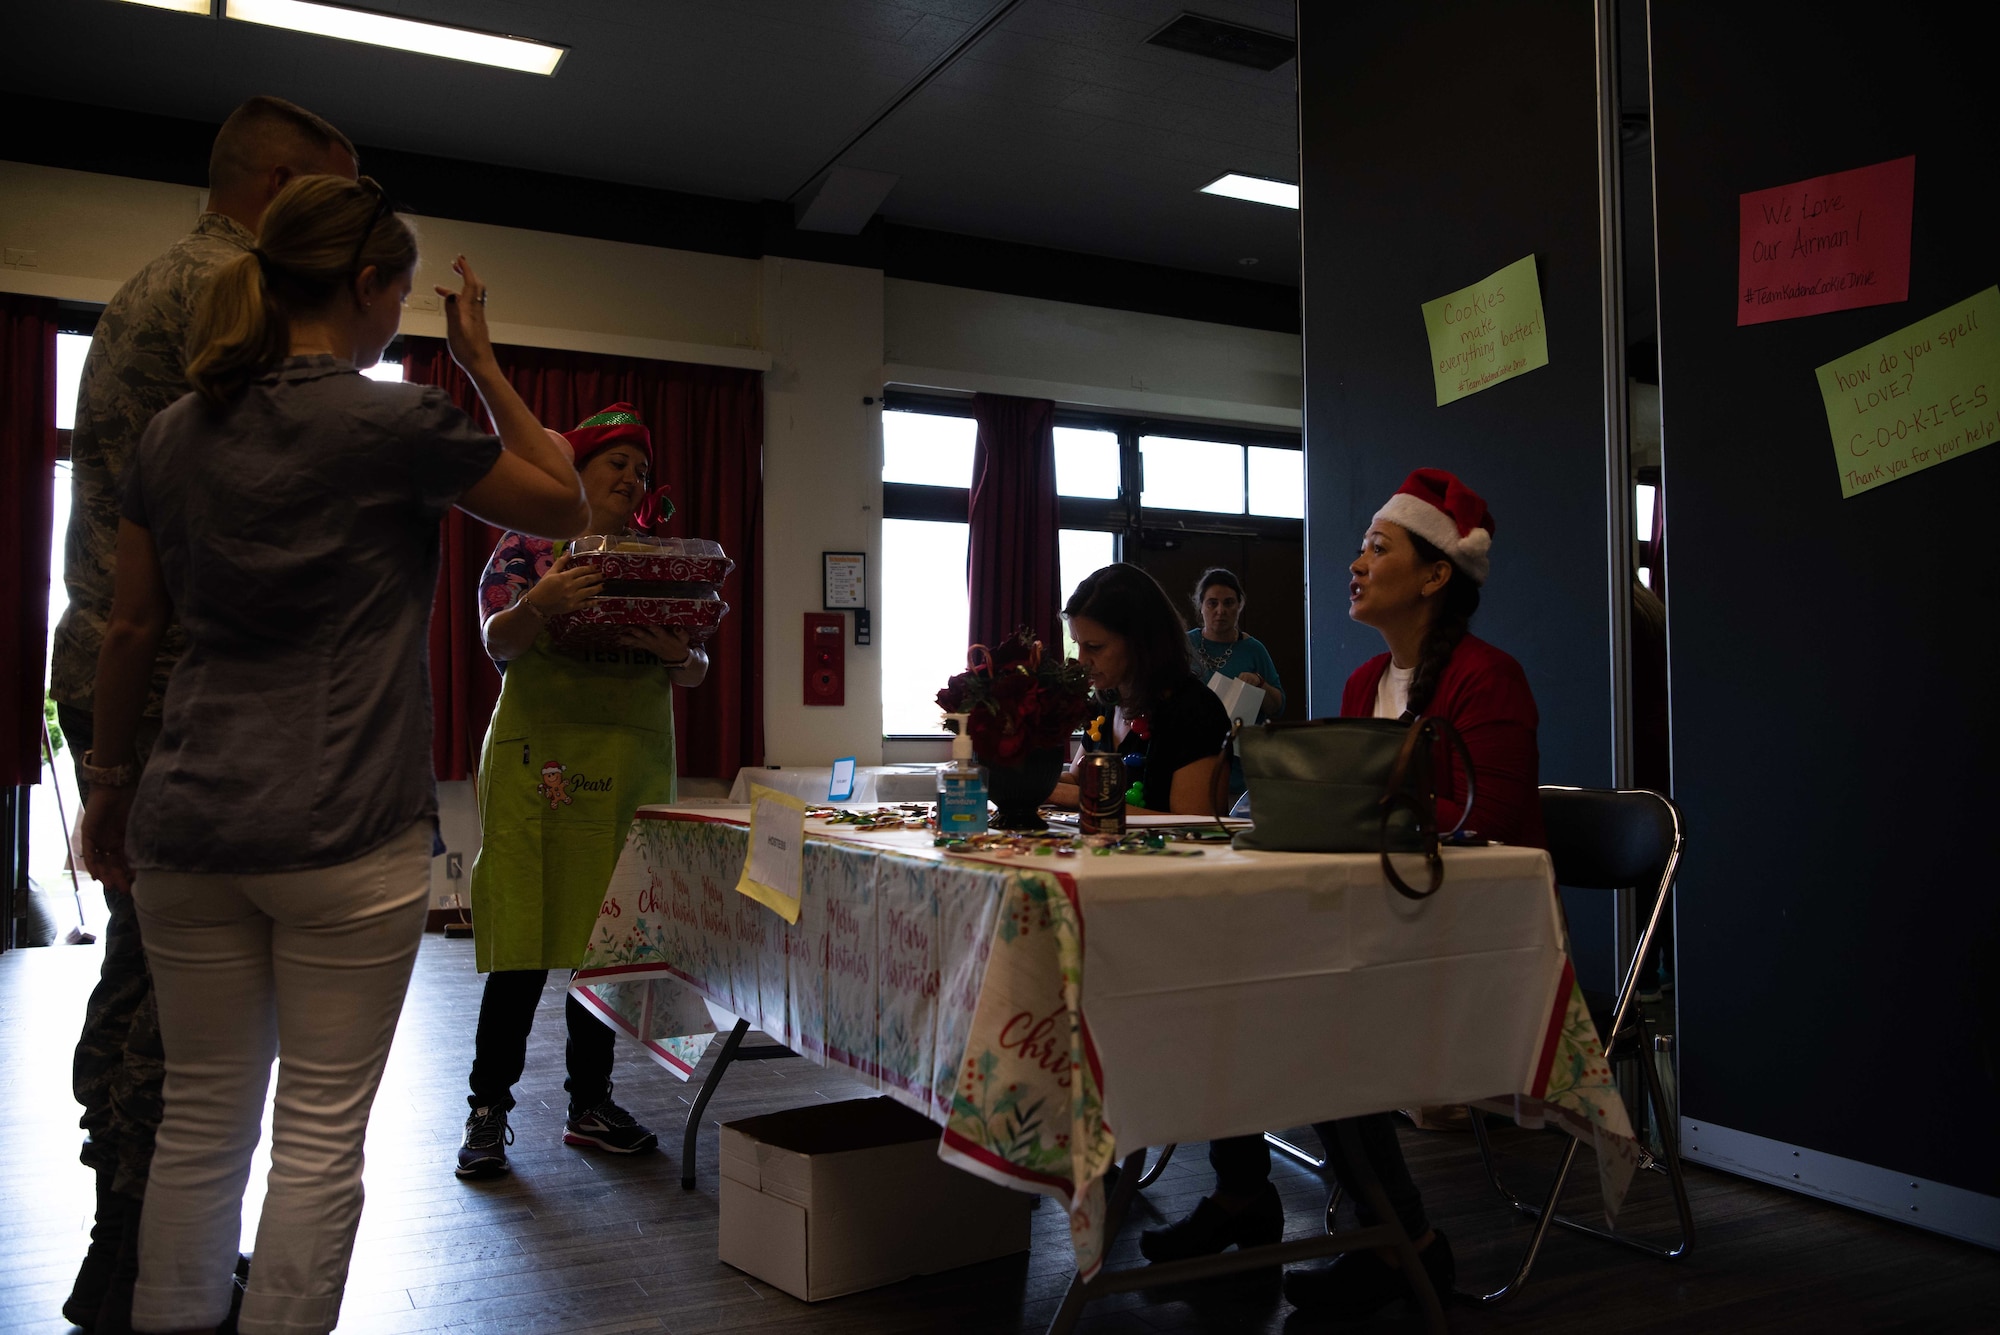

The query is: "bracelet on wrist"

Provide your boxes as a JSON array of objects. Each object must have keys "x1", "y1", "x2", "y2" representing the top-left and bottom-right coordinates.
[
  {"x1": 80, "y1": 749, "x2": 138, "y2": 789},
  {"x1": 518, "y1": 597, "x2": 550, "y2": 624}
]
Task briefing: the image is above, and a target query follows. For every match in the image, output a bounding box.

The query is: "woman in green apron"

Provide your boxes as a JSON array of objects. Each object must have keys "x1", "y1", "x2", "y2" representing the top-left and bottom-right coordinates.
[{"x1": 456, "y1": 404, "x2": 709, "y2": 1178}]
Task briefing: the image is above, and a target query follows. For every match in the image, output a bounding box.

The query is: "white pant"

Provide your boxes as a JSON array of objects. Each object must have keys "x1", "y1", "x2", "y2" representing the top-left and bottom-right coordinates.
[{"x1": 131, "y1": 820, "x2": 431, "y2": 1335}]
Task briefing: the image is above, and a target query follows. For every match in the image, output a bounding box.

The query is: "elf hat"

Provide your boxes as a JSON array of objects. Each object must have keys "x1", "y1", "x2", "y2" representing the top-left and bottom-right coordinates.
[
  {"x1": 1372, "y1": 468, "x2": 1496, "y2": 585},
  {"x1": 562, "y1": 403, "x2": 651, "y2": 468}
]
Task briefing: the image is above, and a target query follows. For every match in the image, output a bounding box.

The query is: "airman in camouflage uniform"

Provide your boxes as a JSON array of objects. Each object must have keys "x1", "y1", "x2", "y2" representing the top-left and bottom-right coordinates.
[{"x1": 52, "y1": 94, "x2": 355, "y2": 1334}]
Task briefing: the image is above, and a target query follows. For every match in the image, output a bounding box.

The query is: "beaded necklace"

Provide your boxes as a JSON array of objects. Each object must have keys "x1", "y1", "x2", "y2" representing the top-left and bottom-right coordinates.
[{"x1": 1194, "y1": 635, "x2": 1238, "y2": 677}]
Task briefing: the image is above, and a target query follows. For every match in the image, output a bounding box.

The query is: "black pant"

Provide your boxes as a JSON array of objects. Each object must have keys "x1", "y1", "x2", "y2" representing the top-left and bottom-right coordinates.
[
  {"x1": 62, "y1": 704, "x2": 166, "y2": 1199},
  {"x1": 1209, "y1": 1115, "x2": 1429, "y2": 1240},
  {"x1": 467, "y1": 970, "x2": 615, "y2": 1116}
]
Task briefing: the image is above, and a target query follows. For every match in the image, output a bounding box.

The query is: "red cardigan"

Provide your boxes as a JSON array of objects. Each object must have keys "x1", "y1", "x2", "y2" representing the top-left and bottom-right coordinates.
[{"x1": 1341, "y1": 634, "x2": 1547, "y2": 849}]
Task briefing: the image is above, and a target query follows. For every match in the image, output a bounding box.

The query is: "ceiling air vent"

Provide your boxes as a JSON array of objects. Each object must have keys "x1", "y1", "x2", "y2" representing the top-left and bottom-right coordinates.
[{"x1": 1145, "y1": 12, "x2": 1295, "y2": 71}]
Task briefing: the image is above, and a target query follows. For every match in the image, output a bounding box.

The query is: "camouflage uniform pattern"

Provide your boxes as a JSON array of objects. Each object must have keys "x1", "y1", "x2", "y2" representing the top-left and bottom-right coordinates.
[
  {"x1": 48, "y1": 212, "x2": 257, "y2": 712},
  {"x1": 57, "y1": 213, "x2": 253, "y2": 1198},
  {"x1": 66, "y1": 707, "x2": 165, "y2": 1197}
]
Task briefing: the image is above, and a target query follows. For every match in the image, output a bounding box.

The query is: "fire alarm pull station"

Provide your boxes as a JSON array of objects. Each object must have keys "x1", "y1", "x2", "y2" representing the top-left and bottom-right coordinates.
[{"x1": 804, "y1": 612, "x2": 845, "y2": 706}]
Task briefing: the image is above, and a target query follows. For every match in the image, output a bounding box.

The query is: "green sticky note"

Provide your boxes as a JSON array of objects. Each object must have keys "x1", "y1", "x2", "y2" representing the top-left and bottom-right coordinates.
[
  {"x1": 1421, "y1": 255, "x2": 1549, "y2": 406},
  {"x1": 1817, "y1": 287, "x2": 1999, "y2": 499}
]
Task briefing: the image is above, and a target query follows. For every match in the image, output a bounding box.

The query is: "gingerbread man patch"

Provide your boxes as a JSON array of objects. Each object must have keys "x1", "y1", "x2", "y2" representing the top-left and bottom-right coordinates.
[{"x1": 538, "y1": 760, "x2": 573, "y2": 809}]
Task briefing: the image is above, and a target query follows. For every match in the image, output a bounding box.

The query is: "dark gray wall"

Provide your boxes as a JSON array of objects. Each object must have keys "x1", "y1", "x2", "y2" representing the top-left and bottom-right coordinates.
[
  {"x1": 1298, "y1": 1, "x2": 1617, "y2": 984},
  {"x1": 1651, "y1": 6, "x2": 1999, "y2": 1195}
]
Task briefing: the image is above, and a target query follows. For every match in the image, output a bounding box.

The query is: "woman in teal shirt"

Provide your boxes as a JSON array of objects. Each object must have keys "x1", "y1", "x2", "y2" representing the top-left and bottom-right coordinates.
[
  {"x1": 1187, "y1": 568, "x2": 1284, "y2": 720},
  {"x1": 1188, "y1": 569, "x2": 1283, "y2": 801}
]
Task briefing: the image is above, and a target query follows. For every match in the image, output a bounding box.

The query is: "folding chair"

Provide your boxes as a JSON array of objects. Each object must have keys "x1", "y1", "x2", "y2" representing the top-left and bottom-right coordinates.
[{"x1": 1471, "y1": 784, "x2": 1695, "y2": 1301}]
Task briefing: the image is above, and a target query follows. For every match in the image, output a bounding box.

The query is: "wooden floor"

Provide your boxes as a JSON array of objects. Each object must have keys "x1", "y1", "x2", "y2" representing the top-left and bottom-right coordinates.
[{"x1": 2, "y1": 935, "x2": 1994, "y2": 1335}]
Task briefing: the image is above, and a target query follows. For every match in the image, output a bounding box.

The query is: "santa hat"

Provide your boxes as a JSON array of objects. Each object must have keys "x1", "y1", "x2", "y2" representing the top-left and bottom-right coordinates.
[
  {"x1": 1372, "y1": 468, "x2": 1496, "y2": 585},
  {"x1": 562, "y1": 403, "x2": 651, "y2": 468}
]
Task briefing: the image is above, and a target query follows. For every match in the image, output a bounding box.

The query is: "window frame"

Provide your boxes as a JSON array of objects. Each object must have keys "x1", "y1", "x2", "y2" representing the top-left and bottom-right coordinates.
[
  {"x1": 877, "y1": 390, "x2": 1304, "y2": 737},
  {"x1": 880, "y1": 389, "x2": 1303, "y2": 543}
]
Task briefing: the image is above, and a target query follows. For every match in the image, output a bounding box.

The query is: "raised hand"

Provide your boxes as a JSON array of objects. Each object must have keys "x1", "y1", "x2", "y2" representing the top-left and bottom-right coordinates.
[{"x1": 439, "y1": 254, "x2": 497, "y2": 374}]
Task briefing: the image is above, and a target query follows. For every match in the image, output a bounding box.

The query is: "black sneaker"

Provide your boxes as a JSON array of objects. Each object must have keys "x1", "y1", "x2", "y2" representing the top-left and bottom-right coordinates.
[
  {"x1": 1139, "y1": 1181, "x2": 1284, "y2": 1263},
  {"x1": 563, "y1": 1098, "x2": 658, "y2": 1154},
  {"x1": 1284, "y1": 1231, "x2": 1456, "y2": 1318},
  {"x1": 456, "y1": 1104, "x2": 514, "y2": 1178}
]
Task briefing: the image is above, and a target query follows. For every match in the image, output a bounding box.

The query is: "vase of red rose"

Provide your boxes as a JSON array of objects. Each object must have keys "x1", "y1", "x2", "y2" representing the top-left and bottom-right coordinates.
[{"x1": 935, "y1": 628, "x2": 1094, "y2": 831}]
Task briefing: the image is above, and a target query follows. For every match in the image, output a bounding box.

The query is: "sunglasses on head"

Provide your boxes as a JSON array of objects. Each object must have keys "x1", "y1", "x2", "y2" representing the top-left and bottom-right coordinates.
[{"x1": 348, "y1": 177, "x2": 392, "y2": 278}]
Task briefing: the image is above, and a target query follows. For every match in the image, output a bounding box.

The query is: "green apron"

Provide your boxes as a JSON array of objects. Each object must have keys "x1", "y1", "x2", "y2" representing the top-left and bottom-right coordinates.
[{"x1": 468, "y1": 629, "x2": 678, "y2": 973}]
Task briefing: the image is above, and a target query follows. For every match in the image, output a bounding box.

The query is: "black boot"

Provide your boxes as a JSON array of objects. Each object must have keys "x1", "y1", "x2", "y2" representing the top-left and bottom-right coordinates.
[
  {"x1": 61, "y1": 1167, "x2": 131, "y2": 1330},
  {"x1": 86, "y1": 1191, "x2": 144, "y2": 1335},
  {"x1": 1139, "y1": 1181, "x2": 1285, "y2": 1263}
]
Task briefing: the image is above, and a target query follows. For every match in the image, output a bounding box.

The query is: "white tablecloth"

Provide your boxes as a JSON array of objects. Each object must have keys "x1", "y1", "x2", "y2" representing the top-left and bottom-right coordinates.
[
  {"x1": 576, "y1": 806, "x2": 1638, "y2": 1277},
  {"x1": 726, "y1": 765, "x2": 941, "y2": 805}
]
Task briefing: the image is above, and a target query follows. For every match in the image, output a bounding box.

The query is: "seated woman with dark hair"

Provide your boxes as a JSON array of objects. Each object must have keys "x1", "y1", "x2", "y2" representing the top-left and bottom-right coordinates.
[
  {"x1": 1048, "y1": 563, "x2": 1233, "y2": 816},
  {"x1": 1141, "y1": 469, "x2": 1545, "y2": 1322}
]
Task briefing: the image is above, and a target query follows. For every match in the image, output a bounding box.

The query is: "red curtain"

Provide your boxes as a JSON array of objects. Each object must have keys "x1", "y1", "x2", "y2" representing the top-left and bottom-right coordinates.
[
  {"x1": 967, "y1": 392, "x2": 1060, "y2": 651},
  {"x1": 403, "y1": 338, "x2": 764, "y2": 782},
  {"x1": 1, "y1": 294, "x2": 58, "y2": 788}
]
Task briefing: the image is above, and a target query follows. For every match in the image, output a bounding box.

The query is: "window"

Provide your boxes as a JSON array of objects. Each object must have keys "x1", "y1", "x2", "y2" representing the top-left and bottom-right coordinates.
[
  {"x1": 55, "y1": 332, "x2": 91, "y2": 430},
  {"x1": 1055, "y1": 426, "x2": 1119, "y2": 498},
  {"x1": 884, "y1": 409, "x2": 975, "y2": 488},
  {"x1": 1248, "y1": 446, "x2": 1305, "y2": 519},
  {"x1": 1057, "y1": 528, "x2": 1117, "y2": 657},
  {"x1": 880, "y1": 517, "x2": 969, "y2": 735},
  {"x1": 1140, "y1": 434, "x2": 1243, "y2": 514},
  {"x1": 1138, "y1": 433, "x2": 1306, "y2": 519}
]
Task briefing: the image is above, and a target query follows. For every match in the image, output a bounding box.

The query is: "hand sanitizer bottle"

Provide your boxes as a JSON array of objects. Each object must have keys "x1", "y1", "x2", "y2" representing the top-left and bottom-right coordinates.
[{"x1": 937, "y1": 713, "x2": 988, "y2": 836}]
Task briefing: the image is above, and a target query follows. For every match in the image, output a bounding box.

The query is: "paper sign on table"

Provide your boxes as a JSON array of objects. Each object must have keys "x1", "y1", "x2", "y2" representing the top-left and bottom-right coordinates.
[
  {"x1": 1739, "y1": 156, "x2": 1914, "y2": 326},
  {"x1": 1816, "y1": 287, "x2": 1998, "y2": 499},
  {"x1": 1421, "y1": 255, "x2": 1548, "y2": 406},
  {"x1": 828, "y1": 756, "x2": 856, "y2": 802},
  {"x1": 736, "y1": 784, "x2": 807, "y2": 923}
]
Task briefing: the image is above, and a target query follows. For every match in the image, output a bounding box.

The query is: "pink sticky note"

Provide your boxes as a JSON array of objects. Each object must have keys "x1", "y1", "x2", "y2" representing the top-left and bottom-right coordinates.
[{"x1": 1738, "y1": 156, "x2": 1915, "y2": 326}]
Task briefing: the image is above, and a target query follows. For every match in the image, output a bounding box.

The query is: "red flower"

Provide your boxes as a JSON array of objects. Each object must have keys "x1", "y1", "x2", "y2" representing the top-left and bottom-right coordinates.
[{"x1": 933, "y1": 626, "x2": 1092, "y2": 763}]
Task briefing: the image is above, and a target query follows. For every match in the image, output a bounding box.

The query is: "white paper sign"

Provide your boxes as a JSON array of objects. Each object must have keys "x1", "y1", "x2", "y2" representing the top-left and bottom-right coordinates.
[
  {"x1": 828, "y1": 757, "x2": 857, "y2": 802},
  {"x1": 736, "y1": 784, "x2": 807, "y2": 923},
  {"x1": 1208, "y1": 671, "x2": 1259, "y2": 727}
]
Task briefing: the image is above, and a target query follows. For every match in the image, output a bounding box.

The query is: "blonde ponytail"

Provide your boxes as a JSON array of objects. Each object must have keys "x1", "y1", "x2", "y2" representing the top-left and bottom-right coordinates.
[
  {"x1": 187, "y1": 249, "x2": 289, "y2": 408},
  {"x1": 186, "y1": 174, "x2": 418, "y2": 409}
]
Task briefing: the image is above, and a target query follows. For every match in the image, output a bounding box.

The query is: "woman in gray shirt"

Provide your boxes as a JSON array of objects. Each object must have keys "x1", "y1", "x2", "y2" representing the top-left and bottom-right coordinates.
[{"x1": 79, "y1": 173, "x2": 588, "y2": 1335}]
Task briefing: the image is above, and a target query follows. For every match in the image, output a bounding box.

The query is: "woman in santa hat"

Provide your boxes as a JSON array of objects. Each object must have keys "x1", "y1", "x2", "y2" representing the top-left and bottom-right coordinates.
[
  {"x1": 1141, "y1": 468, "x2": 1545, "y2": 1319},
  {"x1": 455, "y1": 405, "x2": 708, "y2": 1180}
]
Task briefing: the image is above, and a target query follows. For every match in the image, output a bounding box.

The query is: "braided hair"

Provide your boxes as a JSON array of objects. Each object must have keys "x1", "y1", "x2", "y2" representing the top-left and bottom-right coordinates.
[{"x1": 1403, "y1": 531, "x2": 1481, "y2": 716}]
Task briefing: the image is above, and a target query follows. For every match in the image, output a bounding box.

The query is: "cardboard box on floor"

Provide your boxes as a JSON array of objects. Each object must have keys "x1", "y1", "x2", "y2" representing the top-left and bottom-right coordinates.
[{"x1": 718, "y1": 1096, "x2": 1033, "y2": 1301}]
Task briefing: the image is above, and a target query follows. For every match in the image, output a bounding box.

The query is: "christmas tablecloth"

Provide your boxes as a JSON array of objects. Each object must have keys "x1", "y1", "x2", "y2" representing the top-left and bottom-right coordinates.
[{"x1": 574, "y1": 806, "x2": 1641, "y2": 1278}]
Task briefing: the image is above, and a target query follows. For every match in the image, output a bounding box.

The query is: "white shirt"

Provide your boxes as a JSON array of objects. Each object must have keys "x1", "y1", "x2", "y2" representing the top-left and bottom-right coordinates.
[{"x1": 1373, "y1": 662, "x2": 1416, "y2": 720}]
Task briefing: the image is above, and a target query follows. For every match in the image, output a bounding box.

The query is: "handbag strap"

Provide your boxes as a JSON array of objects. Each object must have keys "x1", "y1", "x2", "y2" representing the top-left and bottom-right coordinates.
[{"x1": 1374, "y1": 715, "x2": 1477, "y2": 898}]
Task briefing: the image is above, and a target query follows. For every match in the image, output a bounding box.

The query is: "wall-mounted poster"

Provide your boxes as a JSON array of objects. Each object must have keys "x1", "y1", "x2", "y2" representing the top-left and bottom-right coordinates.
[
  {"x1": 1421, "y1": 255, "x2": 1548, "y2": 406},
  {"x1": 822, "y1": 552, "x2": 864, "y2": 609},
  {"x1": 1739, "y1": 156, "x2": 1914, "y2": 326},
  {"x1": 1817, "y1": 286, "x2": 1996, "y2": 499}
]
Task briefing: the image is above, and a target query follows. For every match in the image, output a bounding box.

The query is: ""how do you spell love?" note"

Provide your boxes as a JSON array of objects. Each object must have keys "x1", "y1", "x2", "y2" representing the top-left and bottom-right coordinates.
[{"x1": 1816, "y1": 287, "x2": 1997, "y2": 499}]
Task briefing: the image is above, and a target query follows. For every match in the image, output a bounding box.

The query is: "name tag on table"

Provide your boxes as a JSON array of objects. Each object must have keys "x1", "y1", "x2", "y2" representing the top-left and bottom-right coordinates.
[
  {"x1": 736, "y1": 784, "x2": 807, "y2": 924},
  {"x1": 828, "y1": 756, "x2": 857, "y2": 802}
]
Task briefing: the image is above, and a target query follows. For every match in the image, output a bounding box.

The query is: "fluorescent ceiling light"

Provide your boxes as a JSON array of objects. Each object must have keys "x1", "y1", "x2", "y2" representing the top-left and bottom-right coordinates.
[
  {"x1": 1201, "y1": 173, "x2": 1299, "y2": 210},
  {"x1": 224, "y1": 0, "x2": 566, "y2": 75},
  {"x1": 117, "y1": 0, "x2": 213, "y2": 13}
]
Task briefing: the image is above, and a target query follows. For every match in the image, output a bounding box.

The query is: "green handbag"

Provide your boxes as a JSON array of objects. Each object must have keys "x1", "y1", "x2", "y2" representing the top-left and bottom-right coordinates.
[{"x1": 1231, "y1": 715, "x2": 1474, "y2": 899}]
